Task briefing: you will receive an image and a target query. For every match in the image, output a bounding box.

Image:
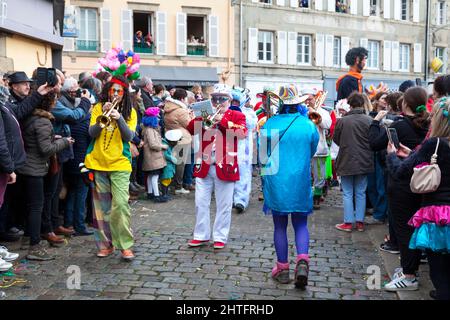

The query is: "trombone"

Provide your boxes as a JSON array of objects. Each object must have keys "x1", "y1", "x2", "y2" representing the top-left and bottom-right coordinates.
[{"x1": 96, "y1": 96, "x2": 120, "y2": 129}]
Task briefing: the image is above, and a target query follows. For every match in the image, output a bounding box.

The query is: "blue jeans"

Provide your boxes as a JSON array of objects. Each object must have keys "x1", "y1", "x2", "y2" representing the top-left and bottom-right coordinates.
[
  {"x1": 183, "y1": 149, "x2": 194, "y2": 186},
  {"x1": 341, "y1": 174, "x2": 368, "y2": 223},
  {"x1": 367, "y1": 156, "x2": 388, "y2": 221},
  {"x1": 64, "y1": 174, "x2": 89, "y2": 232}
]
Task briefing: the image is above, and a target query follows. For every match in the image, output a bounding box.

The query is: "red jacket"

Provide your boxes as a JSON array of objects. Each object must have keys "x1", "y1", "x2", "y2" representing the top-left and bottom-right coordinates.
[{"x1": 187, "y1": 109, "x2": 247, "y2": 182}]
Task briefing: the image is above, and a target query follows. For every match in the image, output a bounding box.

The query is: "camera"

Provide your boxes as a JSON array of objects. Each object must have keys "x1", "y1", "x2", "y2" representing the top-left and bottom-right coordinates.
[
  {"x1": 36, "y1": 67, "x2": 58, "y2": 87},
  {"x1": 75, "y1": 88, "x2": 87, "y2": 98}
]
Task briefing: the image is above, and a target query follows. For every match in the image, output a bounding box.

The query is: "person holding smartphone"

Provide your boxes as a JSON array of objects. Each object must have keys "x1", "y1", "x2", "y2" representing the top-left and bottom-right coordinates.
[
  {"x1": 369, "y1": 87, "x2": 430, "y2": 291},
  {"x1": 18, "y1": 90, "x2": 74, "y2": 261}
]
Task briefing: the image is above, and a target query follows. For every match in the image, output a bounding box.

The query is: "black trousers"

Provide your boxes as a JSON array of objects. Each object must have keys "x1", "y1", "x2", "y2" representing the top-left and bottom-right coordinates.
[
  {"x1": 0, "y1": 179, "x2": 26, "y2": 233},
  {"x1": 23, "y1": 175, "x2": 44, "y2": 246},
  {"x1": 427, "y1": 250, "x2": 450, "y2": 300},
  {"x1": 387, "y1": 186, "x2": 422, "y2": 275},
  {"x1": 42, "y1": 168, "x2": 63, "y2": 233}
]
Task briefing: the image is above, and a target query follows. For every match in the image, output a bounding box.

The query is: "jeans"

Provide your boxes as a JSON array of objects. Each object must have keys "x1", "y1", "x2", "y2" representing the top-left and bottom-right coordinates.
[
  {"x1": 341, "y1": 174, "x2": 368, "y2": 223},
  {"x1": 183, "y1": 149, "x2": 194, "y2": 186},
  {"x1": 367, "y1": 156, "x2": 388, "y2": 221},
  {"x1": 23, "y1": 175, "x2": 44, "y2": 246},
  {"x1": 64, "y1": 174, "x2": 89, "y2": 232}
]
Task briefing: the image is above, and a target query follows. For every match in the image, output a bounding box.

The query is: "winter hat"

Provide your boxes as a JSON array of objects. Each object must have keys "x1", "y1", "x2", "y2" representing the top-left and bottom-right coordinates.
[{"x1": 145, "y1": 107, "x2": 160, "y2": 117}]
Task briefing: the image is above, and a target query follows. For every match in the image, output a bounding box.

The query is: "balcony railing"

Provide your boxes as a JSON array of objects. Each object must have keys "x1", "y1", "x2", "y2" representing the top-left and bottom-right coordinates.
[
  {"x1": 187, "y1": 44, "x2": 206, "y2": 56},
  {"x1": 76, "y1": 40, "x2": 98, "y2": 52},
  {"x1": 134, "y1": 43, "x2": 154, "y2": 54}
]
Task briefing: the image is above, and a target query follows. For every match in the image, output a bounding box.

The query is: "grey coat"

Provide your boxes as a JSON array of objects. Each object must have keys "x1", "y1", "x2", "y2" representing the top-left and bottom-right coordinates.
[
  {"x1": 18, "y1": 109, "x2": 70, "y2": 177},
  {"x1": 333, "y1": 108, "x2": 374, "y2": 177}
]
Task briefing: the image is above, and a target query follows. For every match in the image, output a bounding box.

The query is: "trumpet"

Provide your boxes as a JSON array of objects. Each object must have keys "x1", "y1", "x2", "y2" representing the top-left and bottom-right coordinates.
[
  {"x1": 308, "y1": 91, "x2": 327, "y2": 125},
  {"x1": 96, "y1": 97, "x2": 120, "y2": 129},
  {"x1": 201, "y1": 108, "x2": 221, "y2": 130}
]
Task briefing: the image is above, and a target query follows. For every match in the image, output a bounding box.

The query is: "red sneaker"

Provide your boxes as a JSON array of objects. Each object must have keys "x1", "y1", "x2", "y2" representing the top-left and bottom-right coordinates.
[
  {"x1": 356, "y1": 221, "x2": 365, "y2": 232},
  {"x1": 188, "y1": 239, "x2": 209, "y2": 247},
  {"x1": 213, "y1": 242, "x2": 225, "y2": 249},
  {"x1": 335, "y1": 223, "x2": 353, "y2": 232}
]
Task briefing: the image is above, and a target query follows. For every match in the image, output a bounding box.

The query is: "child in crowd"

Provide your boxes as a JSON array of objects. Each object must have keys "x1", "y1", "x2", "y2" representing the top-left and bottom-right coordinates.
[
  {"x1": 142, "y1": 107, "x2": 168, "y2": 203},
  {"x1": 160, "y1": 130, "x2": 183, "y2": 200}
]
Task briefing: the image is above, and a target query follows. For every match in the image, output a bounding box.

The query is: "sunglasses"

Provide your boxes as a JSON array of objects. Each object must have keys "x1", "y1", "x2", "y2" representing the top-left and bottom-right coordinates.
[
  {"x1": 211, "y1": 96, "x2": 230, "y2": 103},
  {"x1": 109, "y1": 88, "x2": 124, "y2": 96}
]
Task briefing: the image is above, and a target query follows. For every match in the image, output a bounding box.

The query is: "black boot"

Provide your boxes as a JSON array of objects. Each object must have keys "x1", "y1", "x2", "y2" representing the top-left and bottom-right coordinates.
[
  {"x1": 161, "y1": 185, "x2": 172, "y2": 201},
  {"x1": 313, "y1": 195, "x2": 321, "y2": 210}
]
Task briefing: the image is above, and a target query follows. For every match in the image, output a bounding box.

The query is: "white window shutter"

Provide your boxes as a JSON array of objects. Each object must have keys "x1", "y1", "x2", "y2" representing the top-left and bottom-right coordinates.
[
  {"x1": 412, "y1": 0, "x2": 420, "y2": 22},
  {"x1": 176, "y1": 12, "x2": 187, "y2": 56},
  {"x1": 360, "y1": 38, "x2": 369, "y2": 49},
  {"x1": 208, "y1": 15, "x2": 219, "y2": 57},
  {"x1": 248, "y1": 28, "x2": 258, "y2": 63},
  {"x1": 341, "y1": 37, "x2": 350, "y2": 67},
  {"x1": 287, "y1": 31, "x2": 297, "y2": 65},
  {"x1": 277, "y1": 31, "x2": 288, "y2": 65},
  {"x1": 394, "y1": 0, "x2": 401, "y2": 20},
  {"x1": 121, "y1": 10, "x2": 132, "y2": 51},
  {"x1": 414, "y1": 43, "x2": 422, "y2": 73},
  {"x1": 391, "y1": 41, "x2": 399, "y2": 71},
  {"x1": 383, "y1": 0, "x2": 391, "y2": 19},
  {"x1": 251, "y1": 0, "x2": 258, "y2": 3},
  {"x1": 276, "y1": 0, "x2": 286, "y2": 6},
  {"x1": 156, "y1": 11, "x2": 167, "y2": 55},
  {"x1": 315, "y1": 0, "x2": 323, "y2": 10},
  {"x1": 383, "y1": 40, "x2": 392, "y2": 71},
  {"x1": 350, "y1": 0, "x2": 358, "y2": 15},
  {"x1": 63, "y1": 37, "x2": 75, "y2": 52},
  {"x1": 100, "y1": 8, "x2": 111, "y2": 53},
  {"x1": 290, "y1": 0, "x2": 297, "y2": 7},
  {"x1": 327, "y1": 0, "x2": 334, "y2": 12},
  {"x1": 363, "y1": 0, "x2": 370, "y2": 16},
  {"x1": 325, "y1": 34, "x2": 334, "y2": 67},
  {"x1": 316, "y1": 33, "x2": 325, "y2": 66}
]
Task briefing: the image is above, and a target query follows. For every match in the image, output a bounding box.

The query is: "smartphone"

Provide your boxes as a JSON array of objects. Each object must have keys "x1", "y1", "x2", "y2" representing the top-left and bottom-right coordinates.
[
  {"x1": 388, "y1": 128, "x2": 400, "y2": 149},
  {"x1": 36, "y1": 67, "x2": 57, "y2": 87}
]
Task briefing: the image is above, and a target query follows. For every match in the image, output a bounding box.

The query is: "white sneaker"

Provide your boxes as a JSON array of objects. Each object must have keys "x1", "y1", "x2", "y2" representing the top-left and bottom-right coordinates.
[
  {"x1": 175, "y1": 188, "x2": 190, "y2": 195},
  {"x1": 0, "y1": 258, "x2": 12, "y2": 272},
  {"x1": 0, "y1": 246, "x2": 19, "y2": 262},
  {"x1": 384, "y1": 272, "x2": 418, "y2": 291},
  {"x1": 393, "y1": 267, "x2": 403, "y2": 279}
]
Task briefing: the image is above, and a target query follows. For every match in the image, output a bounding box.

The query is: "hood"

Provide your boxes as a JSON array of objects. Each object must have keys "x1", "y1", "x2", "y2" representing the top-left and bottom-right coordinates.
[
  {"x1": 33, "y1": 108, "x2": 55, "y2": 121},
  {"x1": 0, "y1": 86, "x2": 10, "y2": 106},
  {"x1": 164, "y1": 97, "x2": 187, "y2": 114}
]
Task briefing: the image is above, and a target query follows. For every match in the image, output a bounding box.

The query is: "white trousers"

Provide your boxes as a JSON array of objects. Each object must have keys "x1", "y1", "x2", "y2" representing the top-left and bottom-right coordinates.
[{"x1": 193, "y1": 166, "x2": 235, "y2": 243}]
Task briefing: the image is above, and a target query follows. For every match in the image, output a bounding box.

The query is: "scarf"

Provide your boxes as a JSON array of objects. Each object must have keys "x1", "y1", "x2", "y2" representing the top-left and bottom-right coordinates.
[{"x1": 336, "y1": 71, "x2": 364, "y2": 93}]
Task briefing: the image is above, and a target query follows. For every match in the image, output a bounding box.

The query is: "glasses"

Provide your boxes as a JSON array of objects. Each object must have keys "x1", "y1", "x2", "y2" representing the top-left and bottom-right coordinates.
[
  {"x1": 211, "y1": 96, "x2": 230, "y2": 104},
  {"x1": 109, "y1": 88, "x2": 124, "y2": 96}
]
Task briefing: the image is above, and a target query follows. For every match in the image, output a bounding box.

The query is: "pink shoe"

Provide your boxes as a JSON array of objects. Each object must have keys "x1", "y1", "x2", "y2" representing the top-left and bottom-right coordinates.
[
  {"x1": 188, "y1": 239, "x2": 210, "y2": 247},
  {"x1": 271, "y1": 262, "x2": 290, "y2": 284}
]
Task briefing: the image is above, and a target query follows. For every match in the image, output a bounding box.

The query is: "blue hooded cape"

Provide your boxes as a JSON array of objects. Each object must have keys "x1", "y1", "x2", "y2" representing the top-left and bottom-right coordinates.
[{"x1": 260, "y1": 112, "x2": 319, "y2": 215}]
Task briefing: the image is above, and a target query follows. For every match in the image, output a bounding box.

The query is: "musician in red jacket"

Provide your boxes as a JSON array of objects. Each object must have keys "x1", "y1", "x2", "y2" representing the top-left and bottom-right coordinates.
[{"x1": 186, "y1": 84, "x2": 247, "y2": 249}]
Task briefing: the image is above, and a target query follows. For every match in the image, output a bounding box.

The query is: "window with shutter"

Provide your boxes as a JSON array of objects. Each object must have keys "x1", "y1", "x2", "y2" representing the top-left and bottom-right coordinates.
[
  {"x1": 288, "y1": 31, "x2": 298, "y2": 65},
  {"x1": 394, "y1": 0, "x2": 401, "y2": 20},
  {"x1": 327, "y1": 0, "x2": 334, "y2": 12},
  {"x1": 401, "y1": 0, "x2": 409, "y2": 20},
  {"x1": 367, "y1": 40, "x2": 380, "y2": 69},
  {"x1": 276, "y1": 0, "x2": 286, "y2": 6},
  {"x1": 186, "y1": 16, "x2": 206, "y2": 56},
  {"x1": 315, "y1": 0, "x2": 323, "y2": 10},
  {"x1": 363, "y1": 0, "x2": 371, "y2": 16},
  {"x1": 324, "y1": 34, "x2": 334, "y2": 67},
  {"x1": 413, "y1": 43, "x2": 422, "y2": 73},
  {"x1": 133, "y1": 12, "x2": 154, "y2": 54},
  {"x1": 399, "y1": 43, "x2": 410, "y2": 72},
  {"x1": 350, "y1": 0, "x2": 358, "y2": 15},
  {"x1": 258, "y1": 31, "x2": 274, "y2": 63},
  {"x1": 435, "y1": 47, "x2": 447, "y2": 73},
  {"x1": 412, "y1": 0, "x2": 419, "y2": 22},
  {"x1": 391, "y1": 41, "x2": 400, "y2": 71}
]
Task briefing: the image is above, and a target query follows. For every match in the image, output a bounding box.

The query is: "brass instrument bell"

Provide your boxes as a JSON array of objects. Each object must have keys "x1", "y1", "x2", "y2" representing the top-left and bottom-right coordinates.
[{"x1": 96, "y1": 97, "x2": 120, "y2": 129}]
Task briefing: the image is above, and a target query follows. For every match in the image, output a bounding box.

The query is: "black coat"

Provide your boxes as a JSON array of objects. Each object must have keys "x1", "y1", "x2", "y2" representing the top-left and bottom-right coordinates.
[
  {"x1": 64, "y1": 114, "x2": 91, "y2": 175},
  {"x1": 0, "y1": 91, "x2": 43, "y2": 173},
  {"x1": 387, "y1": 137, "x2": 450, "y2": 207},
  {"x1": 369, "y1": 116, "x2": 429, "y2": 192}
]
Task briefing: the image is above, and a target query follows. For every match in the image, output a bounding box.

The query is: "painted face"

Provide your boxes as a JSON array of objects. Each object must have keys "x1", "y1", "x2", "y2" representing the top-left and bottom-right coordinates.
[{"x1": 109, "y1": 83, "x2": 124, "y2": 102}]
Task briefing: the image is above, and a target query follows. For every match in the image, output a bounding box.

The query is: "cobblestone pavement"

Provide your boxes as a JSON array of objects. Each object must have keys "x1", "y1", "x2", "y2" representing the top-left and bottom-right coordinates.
[{"x1": 0, "y1": 178, "x2": 423, "y2": 300}]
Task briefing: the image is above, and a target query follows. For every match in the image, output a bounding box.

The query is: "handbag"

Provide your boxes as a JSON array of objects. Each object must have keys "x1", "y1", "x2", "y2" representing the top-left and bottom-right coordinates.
[
  {"x1": 410, "y1": 138, "x2": 441, "y2": 194},
  {"x1": 48, "y1": 154, "x2": 60, "y2": 176}
]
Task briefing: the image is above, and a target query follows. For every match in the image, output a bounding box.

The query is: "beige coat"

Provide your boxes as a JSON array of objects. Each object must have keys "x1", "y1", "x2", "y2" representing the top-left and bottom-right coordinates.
[
  {"x1": 142, "y1": 126, "x2": 167, "y2": 171},
  {"x1": 163, "y1": 98, "x2": 192, "y2": 146}
]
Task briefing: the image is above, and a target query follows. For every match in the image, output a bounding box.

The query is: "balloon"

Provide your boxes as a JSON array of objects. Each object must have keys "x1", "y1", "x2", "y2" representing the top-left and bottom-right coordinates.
[
  {"x1": 128, "y1": 50, "x2": 135, "y2": 57},
  {"x1": 127, "y1": 57, "x2": 133, "y2": 66},
  {"x1": 113, "y1": 63, "x2": 127, "y2": 76},
  {"x1": 99, "y1": 58, "x2": 108, "y2": 67},
  {"x1": 108, "y1": 60, "x2": 121, "y2": 71},
  {"x1": 129, "y1": 71, "x2": 140, "y2": 81},
  {"x1": 132, "y1": 54, "x2": 140, "y2": 64},
  {"x1": 128, "y1": 63, "x2": 139, "y2": 74},
  {"x1": 118, "y1": 50, "x2": 126, "y2": 63}
]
